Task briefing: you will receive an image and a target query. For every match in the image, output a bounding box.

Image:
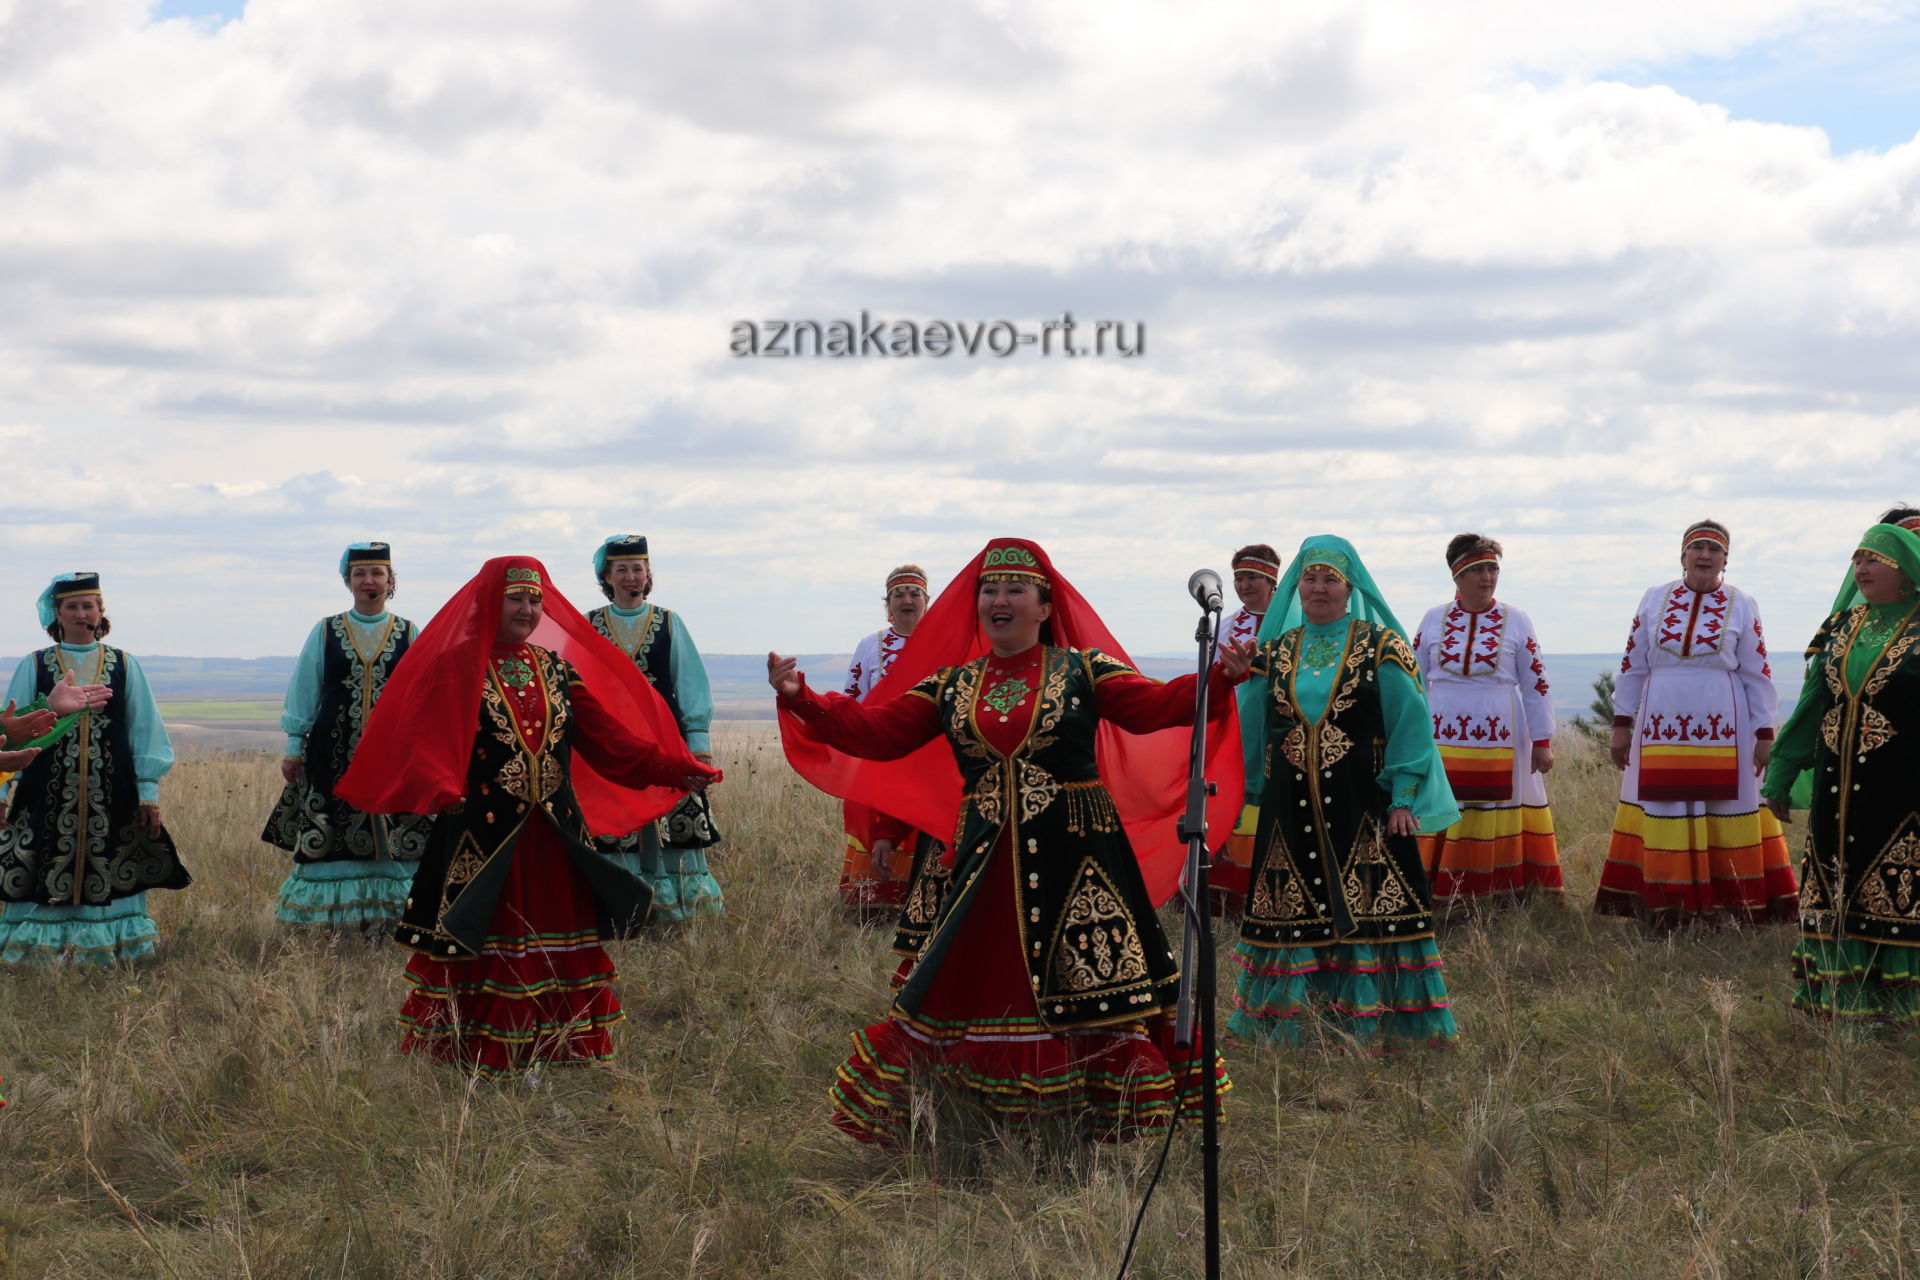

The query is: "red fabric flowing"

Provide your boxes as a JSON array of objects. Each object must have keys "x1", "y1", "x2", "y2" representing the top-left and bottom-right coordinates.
[
  {"x1": 779, "y1": 538, "x2": 1242, "y2": 905},
  {"x1": 337, "y1": 555, "x2": 691, "y2": 836}
]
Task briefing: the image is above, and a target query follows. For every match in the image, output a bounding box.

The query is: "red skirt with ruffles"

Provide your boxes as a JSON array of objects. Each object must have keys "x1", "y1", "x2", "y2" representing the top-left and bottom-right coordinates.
[
  {"x1": 398, "y1": 817, "x2": 623, "y2": 1076},
  {"x1": 830, "y1": 836, "x2": 1228, "y2": 1146}
]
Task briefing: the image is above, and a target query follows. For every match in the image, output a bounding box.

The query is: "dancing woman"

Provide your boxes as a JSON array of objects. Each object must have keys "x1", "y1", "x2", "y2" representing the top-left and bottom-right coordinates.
[
  {"x1": 337, "y1": 557, "x2": 719, "y2": 1074},
  {"x1": 773, "y1": 538, "x2": 1243, "y2": 1144}
]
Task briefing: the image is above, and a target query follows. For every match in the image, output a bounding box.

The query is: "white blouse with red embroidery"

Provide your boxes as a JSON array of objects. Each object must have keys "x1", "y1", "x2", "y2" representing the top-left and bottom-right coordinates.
[
  {"x1": 844, "y1": 626, "x2": 911, "y2": 699},
  {"x1": 1414, "y1": 599, "x2": 1558, "y2": 808},
  {"x1": 1610, "y1": 578, "x2": 1779, "y2": 813}
]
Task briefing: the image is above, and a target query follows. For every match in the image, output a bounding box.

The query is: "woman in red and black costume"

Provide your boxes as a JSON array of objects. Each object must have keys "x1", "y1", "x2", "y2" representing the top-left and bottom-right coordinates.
[
  {"x1": 337, "y1": 556, "x2": 719, "y2": 1076},
  {"x1": 772, "y1": 537, "x2": 1248, "y2": 1145}
]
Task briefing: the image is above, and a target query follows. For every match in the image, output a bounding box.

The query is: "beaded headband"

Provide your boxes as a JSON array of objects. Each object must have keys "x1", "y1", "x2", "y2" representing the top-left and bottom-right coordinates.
[
  {"x1": 1900, "y1": 517, "x2": 1920, "y2": 533},
  {"x1": 1231, "y1": 555, "x2": 1281, "y2": 582},
  {"x1": 886, "y1": 570, "x2": 928, "y2": 591},
  {"x1": 1683, "y1": 524, "x2": 1730, "y2": 553},
  {"x1": 1448, "y1": 548, "x2": 1500, "y2": 578},
  {"x1": 503, "y1": 565, "x2": 544, "y2": 595},
  {"x1": 1302, "y1": 552, "x2": 1351, "y2": 585}
]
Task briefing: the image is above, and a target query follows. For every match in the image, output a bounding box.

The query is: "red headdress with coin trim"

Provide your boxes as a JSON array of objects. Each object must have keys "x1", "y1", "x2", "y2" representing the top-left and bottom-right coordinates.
[
  {"x1": 337, "y1": 554, "x2": 702, "y2": 834},
  {"x1": 780, "y1": 537, "x2": 1243, "y2": 905}
]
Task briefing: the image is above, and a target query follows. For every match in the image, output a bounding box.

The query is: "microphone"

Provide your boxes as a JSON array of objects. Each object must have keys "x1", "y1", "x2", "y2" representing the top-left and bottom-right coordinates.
[{"x1": 1187, "y1": 568, "x2": 1224, "y2": 614}]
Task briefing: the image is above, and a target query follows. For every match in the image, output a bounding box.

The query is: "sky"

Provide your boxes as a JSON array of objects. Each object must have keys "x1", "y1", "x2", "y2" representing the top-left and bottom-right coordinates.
[{"x1": 2, "y1": 0, "x2": 1917, "y2": 664}]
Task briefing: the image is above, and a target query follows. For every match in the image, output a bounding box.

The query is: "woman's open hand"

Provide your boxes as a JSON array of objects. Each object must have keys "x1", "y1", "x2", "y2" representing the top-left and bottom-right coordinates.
[
  {"x1": 1219, "y1": 639, "x2": 1255, "y2": 682},
  {"x1": 1386, "y1": 807, "x2": 1417, "y2": 837},
  {"x1": 766, "y1": 652, "x2": 802, "y2": 698}
]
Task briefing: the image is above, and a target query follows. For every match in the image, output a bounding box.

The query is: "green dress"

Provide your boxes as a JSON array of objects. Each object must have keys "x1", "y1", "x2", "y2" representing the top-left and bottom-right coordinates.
[
  {"x1": 1232, "y1": 616, "x2": 1458, "y2": 1048},
  {"x1": 1764, "y1": 595, "x2": 1920, "y2": 1027}
]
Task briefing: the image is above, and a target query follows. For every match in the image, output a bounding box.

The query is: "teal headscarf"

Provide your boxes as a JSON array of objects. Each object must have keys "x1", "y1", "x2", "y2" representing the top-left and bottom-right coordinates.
[
  {"x1": 1244, "y1": 534, "x2": 1458, "y2": 835},
  {"x1": 1785, "y1": 523, "x2": 1920, "y2": 808}
]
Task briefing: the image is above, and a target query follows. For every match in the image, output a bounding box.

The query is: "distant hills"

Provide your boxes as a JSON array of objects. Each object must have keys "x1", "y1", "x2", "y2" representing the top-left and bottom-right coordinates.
[{"x1": 3, "y1": 651, "x2": 1800, "y2": 729}]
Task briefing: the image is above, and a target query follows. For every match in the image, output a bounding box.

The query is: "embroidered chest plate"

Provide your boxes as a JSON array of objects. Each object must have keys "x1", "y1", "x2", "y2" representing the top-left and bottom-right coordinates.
[
  {"x1": 1435, "y1": 602, "x2": 1505, "y2": 678},
  {"x1": 1655, "y1": 583, "x2": 1731, "y2": 659}
]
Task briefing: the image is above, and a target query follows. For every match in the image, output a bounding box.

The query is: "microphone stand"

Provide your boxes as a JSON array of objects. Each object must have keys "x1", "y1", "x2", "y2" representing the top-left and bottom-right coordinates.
[{"x1": 1173, "y1": 604, "x2": 1223, "y2": 1280}]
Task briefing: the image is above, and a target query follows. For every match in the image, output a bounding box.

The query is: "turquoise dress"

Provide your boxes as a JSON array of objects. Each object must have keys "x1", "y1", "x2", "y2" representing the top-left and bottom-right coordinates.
[
  {"x1": 0, "y1": 643, "x2": 184, "y2": 966},
  {"x1": 261, "y1": 609, "x2": 431, "y2": 927},
  {"x1": 587, "y1": 602, "x2": 724, "y2": 922},
  {"x1": 1232, "y1": 614, "x2": 1459, "y2": 1048}
]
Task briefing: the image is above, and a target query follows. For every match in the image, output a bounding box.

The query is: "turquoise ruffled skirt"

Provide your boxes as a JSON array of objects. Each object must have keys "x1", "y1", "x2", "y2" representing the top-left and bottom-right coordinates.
[
  {"x1": 275, "y1": 858, "x2": 417, "y2": 928},
  {"x1": 1228, "y1": 937, "x2": 1458, "y2": 1049},
  {"x1": 0, "y1": 895, "x2": 157, "y2": 967},
  {"x1": 605, "y1": 828, "x2": 723, "y2": 924}
]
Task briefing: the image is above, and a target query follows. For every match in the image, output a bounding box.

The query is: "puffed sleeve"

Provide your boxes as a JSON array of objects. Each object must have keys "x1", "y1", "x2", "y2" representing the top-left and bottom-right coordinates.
[
  {"x1": 1508, "y1": 606, "x2": 1557, "y2": 746},
  {"x1": 120, "y1": 654, "x2": 175, "y2": 804},
  {"x1": 1733, "y1": 591, "x2": 1779, "y2": 739},
  {"x1": 279, "y1": 619, "x2": 328, "y2": 758},
  {"x1": 1612, "y1": 589, "x2": 1655, "y2": 728},
  {"x1": 667, "y1": 611, "x2": 713, "y2": 757}
]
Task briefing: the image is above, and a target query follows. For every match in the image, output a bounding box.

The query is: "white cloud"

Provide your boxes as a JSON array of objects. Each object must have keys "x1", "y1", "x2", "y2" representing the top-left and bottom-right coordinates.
[{"x1": 0, "y1": 0, "x2": 1912, "y2": 666}]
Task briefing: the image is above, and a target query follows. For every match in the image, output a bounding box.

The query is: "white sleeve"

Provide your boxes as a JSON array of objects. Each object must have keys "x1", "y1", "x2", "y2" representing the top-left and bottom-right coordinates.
[
  {"x1": 1732, "y1": 591, "x2": 1780, "y2": 733},
  {"x1": 1509, "y1": 607, "x2": 1557, "y2": 743},
  {"x1": 1612, "y1": 588, "x2": 1656, "y2": 725}
]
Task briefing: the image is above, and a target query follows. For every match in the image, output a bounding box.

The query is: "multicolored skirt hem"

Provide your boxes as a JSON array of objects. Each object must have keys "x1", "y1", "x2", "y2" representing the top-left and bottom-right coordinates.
[
  {"x1": 1420, "y1": 803, "x2": 1562, "y2": 909},
  {"x1": 400, "y1": 816, "x2": 625, "y2": 1075},
  {"x1": 828, "y1": 1012, "x2": 1229, "y2": 1148},
  {"x1": 0, "y1": 895, "x2": 157, "y2": 967},
  {"x1": 1790, "y1": 934, "x2": 1920, "y2": 1029},
  {"x1": 275, "y1": 857, "x2": 416, "y2": 928},
  {"x1": 1228, "y1": 937, "x2": 1458, "y2": 1050},
  {"x1": 1593, "y1": 802, "x2": 1798, "y2": 928}
]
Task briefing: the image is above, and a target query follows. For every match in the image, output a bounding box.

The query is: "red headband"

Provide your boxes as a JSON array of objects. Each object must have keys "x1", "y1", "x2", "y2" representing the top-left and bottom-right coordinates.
[
  {"x1": 1448, "y1": 548, "x2": 1500, "y2": 578},
  {"x1": 1899, "y1": 517, "x2": 1920, "y2": 533},
  {"x1": 1683, "y1": 525, "x2": 1730, "y2": 553},
  {"x1": 885, "y1": 570, "x2": 928, "y2": 591},
  {"x1": 1231, "y1": 556, "x2": 1280, "y2": 582}
]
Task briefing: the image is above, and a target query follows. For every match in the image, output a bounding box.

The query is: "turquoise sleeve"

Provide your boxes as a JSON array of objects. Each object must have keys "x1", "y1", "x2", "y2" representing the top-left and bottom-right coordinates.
[
  {"x1": 670, "y1": 613, "x2": 713, "y2": 756},
  {"x1": 279, "y1": 620, "x2": 327, "y2": 757},
  {"x1": 119, "y1": 654, "x2": 175, "y2": 803},
  {"x1": 1376, "y1": 660, "x2": 1461, "y2": 835}
]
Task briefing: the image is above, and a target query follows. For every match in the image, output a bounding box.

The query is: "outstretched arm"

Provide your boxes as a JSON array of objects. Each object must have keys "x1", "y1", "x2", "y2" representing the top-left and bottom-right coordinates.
[
  {"x1": 570, "y1": 676, "x2": 721, "y2": 792},
  {"x1": 771, "y1": 652, "x2": 943, "y2": 759}
]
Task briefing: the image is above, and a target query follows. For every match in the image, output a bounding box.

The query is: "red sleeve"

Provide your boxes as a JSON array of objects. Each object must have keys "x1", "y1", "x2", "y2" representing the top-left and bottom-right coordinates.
[
  {"x1": 569, "y1": 675, "x2": 720, "y2": 789},
  {"x1": 778, "y1": 674, "x2": 943, "y2": 760},
  {"x1": 1093, "y1": 665, "x2": 1239, "y2": 735}
]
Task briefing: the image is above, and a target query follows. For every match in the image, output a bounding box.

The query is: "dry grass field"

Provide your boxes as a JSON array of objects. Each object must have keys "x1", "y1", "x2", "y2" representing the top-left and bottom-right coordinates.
[{"x1": 2, "y1": 732, "x2": 1917, "y2": 1279}]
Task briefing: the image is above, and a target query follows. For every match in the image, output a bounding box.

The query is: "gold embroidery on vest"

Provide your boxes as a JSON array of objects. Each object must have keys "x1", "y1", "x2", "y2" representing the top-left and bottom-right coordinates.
[{"x1": 1049, "y1": 860, "x2": 1148, "y2": 993}]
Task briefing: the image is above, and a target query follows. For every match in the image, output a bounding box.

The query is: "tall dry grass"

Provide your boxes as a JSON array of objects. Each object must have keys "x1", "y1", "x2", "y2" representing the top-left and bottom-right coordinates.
[{"x1": 2, "y1": 732, "x2": 1916, "y2": 1279}]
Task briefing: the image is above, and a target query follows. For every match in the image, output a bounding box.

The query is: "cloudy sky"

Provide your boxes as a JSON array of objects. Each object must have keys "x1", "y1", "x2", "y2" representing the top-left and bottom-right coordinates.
[{"x1": 2, "y1": 0, "x2": 1917, "y2": 664}]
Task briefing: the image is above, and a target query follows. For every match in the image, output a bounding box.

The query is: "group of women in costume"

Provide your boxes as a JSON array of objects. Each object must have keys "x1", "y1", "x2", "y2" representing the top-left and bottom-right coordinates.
[{"x1": 2, "y1": 511, "x2": 1916, "y2": 1135}]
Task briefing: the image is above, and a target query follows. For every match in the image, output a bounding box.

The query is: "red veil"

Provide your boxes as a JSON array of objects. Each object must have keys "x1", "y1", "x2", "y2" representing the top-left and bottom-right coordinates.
[
  {"x1": 780, "y1": 538, "x2": 1243, "y2": 905},
  {"x1": 337, "y1": 554, "x2": 692, "y2": 836}
]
